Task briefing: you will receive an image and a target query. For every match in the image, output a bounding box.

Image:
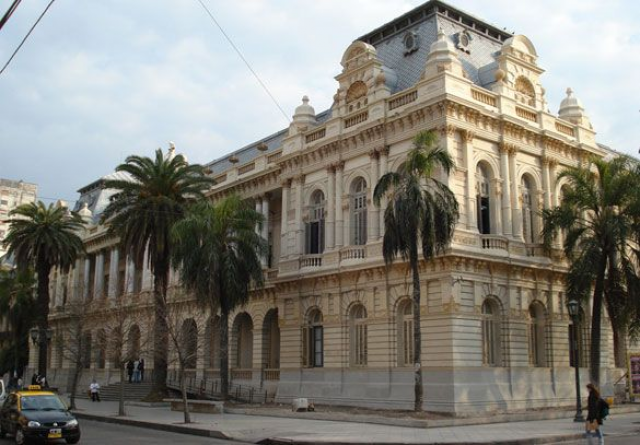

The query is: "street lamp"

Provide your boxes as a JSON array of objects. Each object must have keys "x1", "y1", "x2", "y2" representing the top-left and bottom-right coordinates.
[
  {"x1": 566, "y1": 299, "x2": 585, "y2": 422},
  {"x1": 29, "y1": 327, "x2": 53, "y2": 378}
]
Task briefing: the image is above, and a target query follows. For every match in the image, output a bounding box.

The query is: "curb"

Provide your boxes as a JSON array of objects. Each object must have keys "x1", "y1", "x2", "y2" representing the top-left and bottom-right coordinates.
[
  {"x1": 74, "y1": 412, "x2": 232, "y2": 441},
  {"x1": 259, "y1": 433, "x2": 585, "y2": 445},
  {"x1": 75, "y1": 411, "x2": 586, "y2": 445}
]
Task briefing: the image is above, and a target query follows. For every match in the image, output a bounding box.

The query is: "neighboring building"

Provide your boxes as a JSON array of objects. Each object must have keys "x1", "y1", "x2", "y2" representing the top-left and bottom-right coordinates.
[
  {"x1": 0, "y1": 178, "x2": 37, "y2": 258},
  {"x1": 44, "y1": 0, "x2": 632, "y2": 413}
]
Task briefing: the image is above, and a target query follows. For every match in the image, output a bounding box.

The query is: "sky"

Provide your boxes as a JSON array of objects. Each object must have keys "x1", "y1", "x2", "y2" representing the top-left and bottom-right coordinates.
[{"x1": 0, "y1": 0, "x2": 638, "y2": 206}]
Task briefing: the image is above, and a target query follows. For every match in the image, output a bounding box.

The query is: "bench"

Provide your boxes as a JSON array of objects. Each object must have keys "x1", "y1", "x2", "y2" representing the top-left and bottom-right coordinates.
[{"x1": 164, "y1": 398, "x2": 224, "y2": 414}]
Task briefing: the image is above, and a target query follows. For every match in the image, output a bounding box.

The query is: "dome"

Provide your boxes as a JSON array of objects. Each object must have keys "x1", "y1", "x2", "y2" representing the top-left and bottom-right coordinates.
[
  {"x1": 558, "y1": 87, "x2": 590, "y2": 127},
  {"x1": 292, "y1": 96, "x2": 317, "y2": 129},
  {"x1": 78, "y1": 202, "x2": 93, "y2": 223},
  {"x1": 422, "y1": 29, "x2": 464, "y2": 80},
  {"x1": 559, "y1": 88, "x2": 584, "y2": 112}
]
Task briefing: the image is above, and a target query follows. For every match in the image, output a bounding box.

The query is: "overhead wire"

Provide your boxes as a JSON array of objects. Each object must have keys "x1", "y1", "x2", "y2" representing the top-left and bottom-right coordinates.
[
  {"x1": 0, "y1": 0, "x2": 23, "y2": 32},
  {"x1": 194, "y1": 0, "x2": 291, "y2": 123},
  {"x1": 0, "y1": 0, "x2": 57, "y2": 76}
]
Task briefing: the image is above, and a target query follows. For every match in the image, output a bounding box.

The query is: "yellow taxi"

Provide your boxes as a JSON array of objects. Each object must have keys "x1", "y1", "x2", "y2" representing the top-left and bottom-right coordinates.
[{"x1": 0, "y1": 386, "x2": 80, "y2": 444}]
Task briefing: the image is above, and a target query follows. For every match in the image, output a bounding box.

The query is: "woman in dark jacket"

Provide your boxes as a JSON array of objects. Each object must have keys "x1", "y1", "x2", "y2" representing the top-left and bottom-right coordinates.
[{"x1": 586, "y1": 383, "x2": 604, "y2": 445}]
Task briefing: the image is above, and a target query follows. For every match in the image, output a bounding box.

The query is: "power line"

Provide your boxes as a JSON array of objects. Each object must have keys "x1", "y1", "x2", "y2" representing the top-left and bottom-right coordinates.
[
  {"x1": 0, "y1": 0, "x2": 23, "y2": 32},
  {"x1": 0, "y1": 0, "x2": 57, "y2": 76},
  {"x1": 194, "y1": 0, "x2": 291, "y2": 123}
]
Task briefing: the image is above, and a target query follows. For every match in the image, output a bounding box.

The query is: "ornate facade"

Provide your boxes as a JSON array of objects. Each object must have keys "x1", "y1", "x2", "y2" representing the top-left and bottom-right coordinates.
[{"x1": 42, "y1": 1, "x2": 628, "y2": 413}]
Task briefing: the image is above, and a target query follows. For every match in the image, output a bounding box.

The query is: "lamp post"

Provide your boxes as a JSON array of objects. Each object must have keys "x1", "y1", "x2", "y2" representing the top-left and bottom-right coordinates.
[
  {"x1": 566, "y1": 299, "x2": 584, "y2": 422},
  {"x1": 29, "y1": 327, "x2": 52, "y2": 377}
]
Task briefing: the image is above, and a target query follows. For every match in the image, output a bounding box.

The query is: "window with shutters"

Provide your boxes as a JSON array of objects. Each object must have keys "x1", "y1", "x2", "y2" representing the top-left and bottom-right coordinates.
[
  {"x1": 350, "y1": 177, "x2": 368, "y2": 245},
  {"x1": 305, "y1": 190, "x2": 325, "y2": 254},
  {"x1": 482, "y1": 298, "x2": 501, "y2": 366},
  {"x1": 528, "y1": 302, "x2": 547, "y2": 367},
  {"x1": 302, "y1": 308, "x2": 323, "y2": 367},
  {"x1": 350, "y1": 304, "x2": 368, "y2": 366},
  {"x1": 476, "y1": 164, "x2": 491, "y2": 234},
  {"x1": 397, "y1": 299, "x2": 414, "y2": 366}
]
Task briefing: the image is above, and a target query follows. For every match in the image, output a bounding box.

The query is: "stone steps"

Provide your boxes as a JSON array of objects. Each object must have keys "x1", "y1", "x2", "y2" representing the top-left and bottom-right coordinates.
[{"x1": 77, "y1": 382, "x2": 153, "y2": 401}]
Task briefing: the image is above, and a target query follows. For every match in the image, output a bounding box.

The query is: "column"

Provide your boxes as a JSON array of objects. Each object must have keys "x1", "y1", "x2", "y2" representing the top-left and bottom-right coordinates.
[
  {"x1": 72, "y1": 259, "x2": 82, "y2": 302},
  {"x1": 262, "y1": 194, "x2": 270, "y2": 267},
  {"x1": 499, "y1": 143, "x2": 512, "y2": 236},
  {"x1": 368, "y1": 150, "x2": 380, "y2": 242},
  {"x1": 94, "y1": 251, "x2": 105, "y2": 299},
  {"x1": 83, "y1": 257, "x2": 91, "y2": 301},
  {"x1": 142, "y1": 245, "x2": 152, "y2": 291},
  {"x1": 549, "y1": 160, "x2": 558, "y2": 208},
  {"x1": 255, "y1": 198, "x2": 263, "y2": 236},
  {"x1": 464, "y1": 131, "x2": 478, "y2": 231},
  {"x1": 326, "y1": 166, "x2": 336, "y2": 249},
  {"x1": 541, "y1": 156, "x2": 551, "y2": 210},
  {"x1": 378, "y1": 147, "x2": 389, "y2": 239},
  {"x1": 295, "y1": 176, "x2": 304, "y2": 255},
  {"x1": 280, "y1": 180, "x2": 290, "y2": 259},
  {"x1": 125, "y1": 255, "x2": 135, "y2": 293},
  {"x1": 335, "y1": 163, "x2": 344, "y2": 248},
  {"x1": 509, "y1": 147, "x2": 523, "y2": 240},
  {"x1": 491, "y1": 179, "x2": 503, "y2": 235},
  {"x1": 108, "y1": 248, "x2": 119, "y2": 299}
]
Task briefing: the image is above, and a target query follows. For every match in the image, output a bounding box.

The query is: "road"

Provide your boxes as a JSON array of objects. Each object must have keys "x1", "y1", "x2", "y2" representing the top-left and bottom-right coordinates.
[{"x1": 0, "y1": 419, "x2": 251, "y2": 445}]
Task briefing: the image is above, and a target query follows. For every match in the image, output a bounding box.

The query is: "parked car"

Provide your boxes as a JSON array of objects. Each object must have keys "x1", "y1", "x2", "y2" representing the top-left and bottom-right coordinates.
[{"x1": 0, "y1": 385, "x2": 80, "y2": 444}]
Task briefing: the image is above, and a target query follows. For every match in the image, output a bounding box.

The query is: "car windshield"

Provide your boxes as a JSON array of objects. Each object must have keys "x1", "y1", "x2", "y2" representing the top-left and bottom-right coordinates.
[{"x1": 21, "y1": 395, "x2": 66, "y2": 411}]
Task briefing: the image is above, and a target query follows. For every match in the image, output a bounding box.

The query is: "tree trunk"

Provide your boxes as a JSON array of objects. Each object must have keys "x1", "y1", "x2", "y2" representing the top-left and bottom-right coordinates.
[
  {"x1": 69, "y1": 360, "x2": 82, "y2": 411},
  {"x1": 220, "y1": 310, "x2": 229, "y2": 400},
  {"x1": 590, "y1": 260, "x2": 606, "y2": 385},
  {"x1": 150, "y1": 271, "x2": 169, "y2": 399},
  {"x1": 118, "y1": 365, "x2": 126, "y2": 416},
  {"x1": 612, "y1": 326, "x2": 628, "y2": 369},
  {"x1": 410, "y1": 244, "x2": 423, "y2": 412},
  {"x1": 35, "y1": 260, "x2": 51, "y2": 377},
  {"x1": 180, "y1": 366, "x2": 191, "y2": 424}
]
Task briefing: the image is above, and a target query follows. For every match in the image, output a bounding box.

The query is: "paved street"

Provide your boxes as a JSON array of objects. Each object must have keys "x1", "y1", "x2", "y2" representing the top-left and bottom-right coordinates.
[{"x1": 0, "y1": 419, "x2": 249, "y2": 445}]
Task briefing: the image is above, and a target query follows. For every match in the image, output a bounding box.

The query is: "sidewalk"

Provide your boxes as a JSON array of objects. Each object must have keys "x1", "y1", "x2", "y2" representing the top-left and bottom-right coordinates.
[{"x1": 70, "y1": 398, "x2": 640, "y2": 444}]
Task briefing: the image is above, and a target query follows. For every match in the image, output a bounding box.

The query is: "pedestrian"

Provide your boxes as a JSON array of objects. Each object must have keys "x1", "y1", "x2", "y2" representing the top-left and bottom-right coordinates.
[
  {"x1": 38, "y1": 375, "x2": 48, "y2": 388},
  {"x1": 138, "y1": 358, "x2": 144, "y2": 383},
  {"x1": 126, "y1": 360, "x2": 134, "y2": 383},
  {"x1": 586, "y1": 383, "x2": 606, "y2": 445},
  {"x1": 31, "y1": 373, "x2": 38, "y2": 385},
  {"x1": 89, "y1": 379, "x2": 101, "y2": 402},
  {"x1": 133, "y1": 358, "x2": 140, "y2": 383}
]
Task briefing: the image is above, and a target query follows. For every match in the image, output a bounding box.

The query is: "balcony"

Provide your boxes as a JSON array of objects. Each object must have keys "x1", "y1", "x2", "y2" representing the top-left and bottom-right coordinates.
[
  {"x1": 300, "y1": 254, "x2": 323, "y2": 268},
  {"x1": 340, "y1": 246, "x2": 366, "y2": 261},
  {"x1": 480, "y1": 235, "x2": 509, "y2": 250}
]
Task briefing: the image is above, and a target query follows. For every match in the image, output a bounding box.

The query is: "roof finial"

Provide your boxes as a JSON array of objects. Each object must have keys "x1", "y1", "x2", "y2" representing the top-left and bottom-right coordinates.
[{"x1": 566, "y1": 87, "x2": 573, "y2": 97}]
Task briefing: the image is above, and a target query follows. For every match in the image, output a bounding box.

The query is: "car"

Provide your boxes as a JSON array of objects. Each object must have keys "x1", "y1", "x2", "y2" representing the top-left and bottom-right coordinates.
[{"x1": 0, "y1": 386, "x2": 80, "y2": 444}]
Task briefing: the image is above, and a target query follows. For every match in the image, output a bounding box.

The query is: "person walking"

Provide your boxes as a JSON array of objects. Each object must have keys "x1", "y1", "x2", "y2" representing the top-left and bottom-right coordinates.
[
  {"x1": 89, "y1": 379, "x2": 101, "y2": 402},
  {"x1": 31, "y1": 373, "x2": 38, "y2": 385},
  {"x1": 586, "y1": 383, "x2": 606, "y2": 445},
  {"x1": 126, "y1": 360, "x2": 134, "y2": 383},
  {"x1": 138, "y1": 358, "x2": 144, "y2": 383},
  {"x1": 133, "y1": 358, "x2": 140, "y2": 383}
]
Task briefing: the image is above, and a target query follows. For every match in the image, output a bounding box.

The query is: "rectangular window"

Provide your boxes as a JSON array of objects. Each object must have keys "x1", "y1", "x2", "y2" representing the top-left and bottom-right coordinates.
[
  {"x1": 403, "y1": 318, "x2": 414, "y2": 366},
  {"x1": 353, "y1": 324, "x2": 368, "y2": 366}
]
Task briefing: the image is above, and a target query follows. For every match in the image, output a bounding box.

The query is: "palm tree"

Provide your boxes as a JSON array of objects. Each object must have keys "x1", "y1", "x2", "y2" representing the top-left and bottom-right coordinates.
[
  {"x1": 171, "y1": 195, "x2": 266, "y2": 399},
  {"x1": 0, "y1": 269, "x2": 36, "y2": 379},
  {"x1": 3, "y1": 201, "x2": 84, "y2": 376},
  {"x1": 101, "y1": 149, "x2": 213, "y2": 398},
  {"x1": 373, "y1": 130, "x2": 459, "y2": 411},
  {"x1": 542, "y1": 155, "x2": 638, "y2": 384}
]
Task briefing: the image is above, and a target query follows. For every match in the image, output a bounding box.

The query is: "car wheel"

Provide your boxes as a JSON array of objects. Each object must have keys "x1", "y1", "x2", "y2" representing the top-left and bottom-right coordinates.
[
  {"x1": 14, "y1": 427, "x2": 25, "y2": 445},
  {"x1": 65, "y1": 436, "x2": 80, "y2": 444}
]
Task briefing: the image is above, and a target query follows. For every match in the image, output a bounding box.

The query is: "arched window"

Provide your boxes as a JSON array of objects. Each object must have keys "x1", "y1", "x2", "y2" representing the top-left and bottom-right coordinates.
[
  {"x1": 181, "y1": 318, "x2": 198, "y2": 370},
  {"x1": 306, "y1": 190, "x2": 325, "y2": 254},
  {"x1": 476, "y1": 164, "x2": 491, "y2": 234},
  {"x1": 205, "y1": 316, "x2": 220, "y2": 369},
  {"x1": 514, "y1": 76, "x2": 536, "y2": 107},
  {"x1": 397, "y1": 299, "x2": 414, "y2": 366},
  {"x1": 262, "y1": 309, "x2": 280, "y2": 369},
  {"x1": 350, "y1": 304, "x2": 368, "y2": 366},
  {"x1": 482, "y1": 298, "x2": 501, "y2": 366},
  {"x1": 303, "y1": 308, "x2": 324, "y2": 367},
  {"x1": 522, "y1": 176, "x2": 535, "y2": 243},
  {"x1": 233, "y1": 313, "x2": 253, "y2": 369},
  {"x1": 351, "y1": 177, "x2": 368, "y2": 245},
  {"x1": 528, "y1": 302, "x2": 547, "y2": 367}
]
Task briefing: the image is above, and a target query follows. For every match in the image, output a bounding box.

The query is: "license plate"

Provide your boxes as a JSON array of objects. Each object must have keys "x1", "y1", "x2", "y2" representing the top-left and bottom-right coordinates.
[{"x1": 48, "y1": 428, "x2": 62, "y2": 439}]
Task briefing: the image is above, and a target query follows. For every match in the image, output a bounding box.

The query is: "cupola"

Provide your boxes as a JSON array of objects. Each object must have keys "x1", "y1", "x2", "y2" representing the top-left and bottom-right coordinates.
[
  {"x1": 291, "y1": 96, "x2": 317, "y2": 131},
  {"x1": 558, "y1": 88, "x2": 591, "y2": 127},
  {"x1": 422, "y1": 29, "x2": 464, "y2": 80}
]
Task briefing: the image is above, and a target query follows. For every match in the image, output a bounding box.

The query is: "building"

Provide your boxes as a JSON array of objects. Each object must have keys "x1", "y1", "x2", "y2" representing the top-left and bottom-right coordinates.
[
  {"x1": 0, "y1": 178, "x2": 37, "y2": 258},
  {"x1": 44, "y1": 0, "x2": 630, "y2": 413}
]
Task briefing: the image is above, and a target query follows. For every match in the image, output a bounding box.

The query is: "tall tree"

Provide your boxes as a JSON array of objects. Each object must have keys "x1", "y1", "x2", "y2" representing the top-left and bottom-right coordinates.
[
  {"x1": 101, "y1": 149, "x2": 213, "y2": 398},
  {"x1": 3, "y1": 201, "x2": 84, "y2": 376},
  {"x1": 542, "y1": 155, "x2": 638, "y2": 383},
  {"x1": 0, "y1": 269, "x2": 36, "y2": 378},
  {"x1": 171, "y1": 195, "x2": 266, "y2": 399},
  {"x1": 373, "y1": 130, "x2": 459, "y2": 411}
]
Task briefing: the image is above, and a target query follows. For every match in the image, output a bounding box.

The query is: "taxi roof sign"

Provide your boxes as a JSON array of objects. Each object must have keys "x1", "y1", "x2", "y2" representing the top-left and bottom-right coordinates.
[{"x1": 26, "y1": 385, "x2": 41, "y2": 391}]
